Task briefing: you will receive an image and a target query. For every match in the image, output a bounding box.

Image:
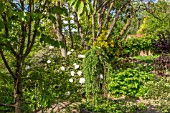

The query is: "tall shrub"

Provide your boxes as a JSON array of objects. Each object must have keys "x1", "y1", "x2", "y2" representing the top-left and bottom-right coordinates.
[{"x1": 83, "y1": 47, "x2": 111, "y2": 106}]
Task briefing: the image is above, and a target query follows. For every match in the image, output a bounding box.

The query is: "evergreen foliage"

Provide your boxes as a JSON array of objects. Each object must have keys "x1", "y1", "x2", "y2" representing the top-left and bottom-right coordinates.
[{"x1": 83, "y1": 47, "x2": 111, "y2": 106}]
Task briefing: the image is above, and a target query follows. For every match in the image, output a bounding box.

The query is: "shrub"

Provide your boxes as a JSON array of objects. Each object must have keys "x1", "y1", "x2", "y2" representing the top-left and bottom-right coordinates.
[
  {"x1": 80, "y1": 97, "x2": 147, "y2": 113},
  {"x1": 121, "y1": 35, "x2": 157, "y2": 57},
  {"x1": 152, "y1": 33, "x2": 170, "y2": 54},
  {"x1": 108, "y1": 68, "x2": 154, "y2": 97},
  {"x1": 153, "y1": 54, "x2": 170, "y2": 76},
  {"x1": 143, "y1": 77, "x2": 170, "y2": 113},
  {"x1": 83, "y1": 46, "x2": 111, "y2": 105}
]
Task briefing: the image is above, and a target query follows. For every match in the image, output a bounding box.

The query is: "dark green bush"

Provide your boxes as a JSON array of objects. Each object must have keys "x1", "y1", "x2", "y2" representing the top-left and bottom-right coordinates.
[{"x1": 121, "y1": 35, "x2": 157, "y2": 57}]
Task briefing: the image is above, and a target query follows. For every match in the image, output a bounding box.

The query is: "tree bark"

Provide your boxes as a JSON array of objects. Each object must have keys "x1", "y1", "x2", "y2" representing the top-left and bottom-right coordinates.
[
  {"x1": 56, "y1": 1, "x2": 67, "y2": 57},
  {"x1": 14, "y1": 79, "x2": 22, "y2": 113},
  {"x1": 117, "y1": 15, "x2": 133, "y2": 40},
  {"x1": 14, "y1": 56, "x2": 23, "y2": 113},
  {"x1": 73, "y1": 11, "x2": 88, "y2": 49},
  {"x1": 106, "y1": 0, "x2": 131, "y2": 39},
  {"x1": 68, "y1": 5, "x2": 74, "y2": 49}
]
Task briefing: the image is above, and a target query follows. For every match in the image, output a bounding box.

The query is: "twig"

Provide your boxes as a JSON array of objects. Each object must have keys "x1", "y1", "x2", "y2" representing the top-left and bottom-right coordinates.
[{"x1": 0, "y1": 103, "x2": 15, "y2": 107}]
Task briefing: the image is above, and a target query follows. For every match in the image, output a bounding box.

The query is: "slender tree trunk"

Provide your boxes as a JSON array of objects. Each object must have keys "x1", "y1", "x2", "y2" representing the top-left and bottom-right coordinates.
[
  {"x1": 106, "y1": 0, "x2": 131, "y2": 39},
  {"x1": 68, "y1": 6, "x2": 74, "y2": 49},
  {"x1": 56, "y1": 1, "x2": 67, "y2": 57},
  {"x1": 14, "y1": 56, "x2": 23, "y2": 113},
  {"x1": 14, "y1": 75, "x2": 22, "y2": 112},
  {"x1": 73, "y1": 11, "x2": 88, "y2": 49},
  {"x1": 14, "y1": 78, "x2": 22, "y2": 113}
]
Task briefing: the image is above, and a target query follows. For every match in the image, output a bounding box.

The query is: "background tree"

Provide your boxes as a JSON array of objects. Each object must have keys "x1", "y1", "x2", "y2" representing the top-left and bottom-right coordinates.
[
  {"x1": 137, "y1": 0, "x2": 170, "y2": 35},
  {"x1": 67, "y1": 0, "x2": 145, "y2": 50},
  {"x1": 0, "y1": 0, "x2": 66, "y2": 112}
]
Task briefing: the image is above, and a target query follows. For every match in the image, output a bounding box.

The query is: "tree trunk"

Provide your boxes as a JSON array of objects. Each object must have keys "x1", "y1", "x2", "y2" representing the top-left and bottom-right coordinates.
[
  {"x1": 73, "y1": 11, "x2": 88, "y2": 50},
  {"x1": 14, "y1": 78, "x2": 22, "y2": 113},
  {"x1": 68, "y1": 5, "x2": 74, "y2": 49},
  {"x1": 14, "y1": 57, "x2": 23, "y2": 113},
  {"x1": 56, "y1": 1, "x2": 67, "y2": 57}
]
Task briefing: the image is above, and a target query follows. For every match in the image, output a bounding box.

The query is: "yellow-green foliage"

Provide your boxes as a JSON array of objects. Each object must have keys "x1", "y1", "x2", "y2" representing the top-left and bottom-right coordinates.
[
  {"x1": 137, "y1": 16, "x2": 148, "y2": 34},
  {"x1": 93, "y1": 30, "x2": 114, "y2": 49}
]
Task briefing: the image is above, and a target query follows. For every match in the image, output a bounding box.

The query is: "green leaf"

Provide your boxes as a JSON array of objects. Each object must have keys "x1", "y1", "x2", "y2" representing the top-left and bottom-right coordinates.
[
  {"x1": 49, "y1": 6, "x2": 64, "y2": 15},
  {"x1": 30, "y1": 12, "x2": 43, "y2": 20},
  {"x1": 72, "y1": 0, "x2": 79, "y2": 10},
  {"x1": 0, "y1": 20, "x2": 4, "y2": 31},
  {"x1": 10, "y1": 14, "x2": 18, "y2": 21},
  {"x1": 0, "y1": 2, "x2": 4, "y2": 14},
  {"x1": 52, "y1": 40, "x2": 59, "y2": 48},
  {"x1": 59, "y1": 41, "x2": 66, "y2": 48},
  {"x1": 68, "y1": 0, "x2": 77, "y2": 6},
  {"x1": 40, "y1": 34, "x2": 59, "y2": 48},
  {"x1": 77, "y1": 1, "x2": 84, "y2": 16},
  {"x1": 48, "y1": 14, "x2": 56, "y2": 23},
  {"x1": 6, "y1": 8, "x2": 13, "y2": 17}
]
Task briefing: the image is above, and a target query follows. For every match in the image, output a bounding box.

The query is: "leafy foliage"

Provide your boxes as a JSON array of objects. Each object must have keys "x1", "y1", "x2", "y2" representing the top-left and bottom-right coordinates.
[
  {"x1": 80, "y1": 97, "x2": 147, "y2": 113},
  {"x1": 108, "y1": 68, "x2": 154, "y2": 97},
  {"x1": 137, "y1": 1, "x2": 170, "y2": 35},
  {"x1": 0, "y1": 73, "x2": 13, "y2": 112},
  {"x1": 83, "y1": 47, "x2": 111, "y2": 105},
  {"x1": 143, "y1": 77, "x2": 170, "y2": 113},
  {"x1": 153, "y1": 54, "x2": 170, "y2": 76},
  {"x1": 152, "y1": 33, "x2": 170, "y2": 54},
  {"x1": 122, "y1": 35, "x2": 157, "y2": 57}
]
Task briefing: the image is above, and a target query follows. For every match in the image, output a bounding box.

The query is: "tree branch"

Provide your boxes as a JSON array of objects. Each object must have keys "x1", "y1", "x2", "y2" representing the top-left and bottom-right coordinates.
[
  {"x1": 1, "y1": 13, "x2": 17, "y2": 57},
  {"x1": 20, "y1": 0, "x2": 24, "y2": 11},
  {"x1": 0, "y1": 43, "x2": 17, "y2": 57},
  {"x1": 19, "y1": 22, "x2": 26, "y2": 57},
  {"x1": 68, "y1": 5, "x2": 74, "y2": 48},
  {"x1": 0, "y1": 48, "x2": 16, "y2": 79},
  {"x1": 73, "y1": 11, "x2": 88, "y2": 49},
  {"x1": 24, "y1": 21, "x2": 39, "y2": 58},
  {"x1": 103, "y1": 2, "x2": 114, "y2": 28},
  {"x1": 106, "y1": 0, "x2": 131, "y2": 39},
  {"x1": 143, "y1": 3, "x2": 170, "y2": 21},
  {"x1": 0, "y1": 103, "x2": 15, "y2": 107},
  {"x1": 92, "y1": 0, "x2": 97, "y2": 42},
  {"x1": 117, "y1": 15, "x2": 133, "y2": 40},
  {"x1": 96, "y1": 2, "x2": 113, "y2": 38},
  {"x1": 96, "y1": 0, "x2": 110, "y2": 13},
  {"x1": 27, "y1": 0, "x2": 32, "y2": 52},
  {"x1": 1, "y1": 13, "x2": 9, "y2": 37},
  {"x1": 24, "y1": 0, "x2": 47, "y2": 58}
]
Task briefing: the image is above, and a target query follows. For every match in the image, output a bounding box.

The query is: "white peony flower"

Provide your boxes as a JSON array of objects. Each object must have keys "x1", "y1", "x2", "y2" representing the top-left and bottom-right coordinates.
[
  {"x1": 79, "y1": 78, "x2": 85, "y2": 84},
  {"x1": 25, "y1": 65, "x2": 30, "y2": 70},
  {"x1": 65, "y1": 91, "x2": 70, "y2": 96},
  {"x1": 67, "y1": 51, "x2": 72, "y2": 55},
  {"x1": 100, "y1": 74, "x2": 103, "y2": 79},
  {"x1": 77, "y1": 70, "x2": 82, "y2": 76},
  {"x1": 49, "y1": 46, "x2": 54, "y2": 49},
  {"x1": 47, "y1": 60, "x2": 51, "y2": 64},
  {"x1": 74, "y1": 64, "x2": 80, "y2": 69},
  {"x1": 71, "y1": 49, "x2": 74, "y2": 52},
  {"x1": 73, "y1": 63, "x2": 77, "y2": 66},
  {"x1": 71, "y1": 71, "x2": 75, "y2": 76},
  {"x1": 69, "y1": 78, "x2": 73, "y2": 83},
  {"x1": 78, "y1": 54, "x2": 85, "y2": 58},
  {"x1": 60, "y1": 66, "x2": 65, "y2": 71}
]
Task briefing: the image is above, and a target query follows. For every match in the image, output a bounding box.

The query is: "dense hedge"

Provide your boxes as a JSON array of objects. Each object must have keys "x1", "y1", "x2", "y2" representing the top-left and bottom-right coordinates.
[{"x1": 121, "y1": 35, "x2": 158, "y2": 57}]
